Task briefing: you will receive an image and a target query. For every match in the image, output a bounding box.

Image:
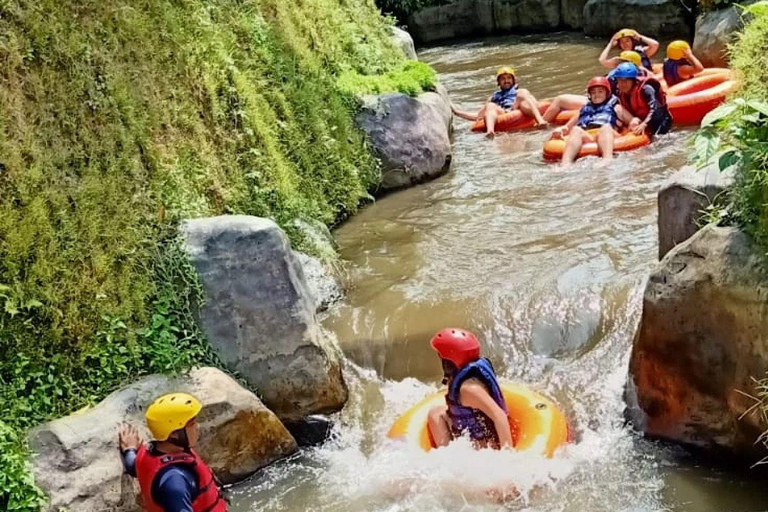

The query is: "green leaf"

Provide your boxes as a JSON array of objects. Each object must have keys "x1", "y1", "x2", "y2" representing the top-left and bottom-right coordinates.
[
  {"x1": 718, "y1": 149, "x2": 740, "y2": 171},
  {"x1": 694, "y1": 130, "x2": 720, "y2": 163},
  {"x1": 747, "y1": 100, "x2": 768, "y2": 117},
  {"x1": 701, "y1": 102, "x2": 738, "y2": 127}
]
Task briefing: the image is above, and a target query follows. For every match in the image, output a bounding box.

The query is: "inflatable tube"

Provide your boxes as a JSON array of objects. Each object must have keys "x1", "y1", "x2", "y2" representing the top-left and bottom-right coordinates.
[
  {"x1": 387, "y1": 381, "x2": 570, "y2": 458},
  {"x1": 471, "y1": 102, "x2": 550, "y2": 132},
  {"x1": 542, "y1": 128, "x2": 650, "y2": 162},
  {"x1": 667, "y1": 78, "x2": 737, "y2": 126},
  {"x1": 667, "y1": 72, "x2": 732, "y2": 97}
]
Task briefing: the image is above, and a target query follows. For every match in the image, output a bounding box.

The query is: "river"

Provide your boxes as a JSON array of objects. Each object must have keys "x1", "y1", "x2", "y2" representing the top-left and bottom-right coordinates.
[{"x1": 229, "y1": 33, "x2": 768, "y2": 511}]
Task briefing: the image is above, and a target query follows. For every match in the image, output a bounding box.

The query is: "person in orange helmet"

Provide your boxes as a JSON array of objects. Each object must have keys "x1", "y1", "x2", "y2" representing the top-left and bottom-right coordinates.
[
  {"x1": 599, "y1": 28, "x2": 659, "y2": 70},
  {"x1": 426, "y1": 328, "x2": 513, "y2": 450},
  {"x1": 662, "y1": 41, "x2": 704, "y2": 87},
  {"x1": 452, "y1": 66, "x2": 548, "y2": 138}
]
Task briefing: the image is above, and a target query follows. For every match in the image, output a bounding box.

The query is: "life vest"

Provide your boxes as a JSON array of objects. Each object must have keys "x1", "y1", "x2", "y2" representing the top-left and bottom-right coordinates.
[
  {"x1": 633, "y1": 46, "x2": 652, "y2": 69},
  {"x1": 662, "y1": 58, "x2": 691, "y2": 87},
  {"x1": 618, "y1": 76, "x2": 667, "y2": 121},
  {"x1": 446, "y1": 358, "x2": 508, "y2": 443},
  {"x1": 135, "y1": 444, "x2": 226, "y2": 512},
  {"x1": 491, "y1": 86, "x2": 518, "y2": 110},
  {"x1": 577, "y1": 96, "x2": 619, "y2": 129}
]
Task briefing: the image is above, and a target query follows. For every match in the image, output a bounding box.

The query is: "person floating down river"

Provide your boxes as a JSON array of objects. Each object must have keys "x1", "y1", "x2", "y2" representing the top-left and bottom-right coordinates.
[
  {"x1": 599, "y1": 28, "x2": 659, "y2": 71},
  {"x1": 118, "y1": 393, "x2": 228, "y2": 512},
  {"x1": 613, "y1": 62, "x2": 673, "y2": 137},
  {"x1": 663, "y1": 40, "x2": 704, "y2": 87},
  {"x1": 452, "y1": 66, "x2": 548, "y2": 138},
  {"x1": 426, "y1": 328, "x2": 513, "y2": 450},
  {"x1": 550, "y1": 76, "x2": 634, "y2": 166}
]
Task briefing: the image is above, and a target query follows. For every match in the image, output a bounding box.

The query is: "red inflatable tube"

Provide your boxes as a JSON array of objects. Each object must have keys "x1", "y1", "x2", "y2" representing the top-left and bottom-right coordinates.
[{"x1": 542, "y1": 128, "x2": 650, "y2": 162}]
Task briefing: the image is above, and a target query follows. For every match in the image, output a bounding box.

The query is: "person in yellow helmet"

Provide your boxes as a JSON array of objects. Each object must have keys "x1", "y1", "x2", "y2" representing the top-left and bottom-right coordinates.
[
  {"x1": 662, "y1": 41, "x2": 703, "y2": 87},
  {"x1": 542, "y1": 51, "x2": 649, "y2": 123},
  {"x1": 452, "y1": 66, "x2": 548, "y2": 137},
  {"x1": 599, "y1": 28, "x2": 659, "y2": 71},
  {"x1": 118, "y1": 393, "x2": 227, "y2": 512}
]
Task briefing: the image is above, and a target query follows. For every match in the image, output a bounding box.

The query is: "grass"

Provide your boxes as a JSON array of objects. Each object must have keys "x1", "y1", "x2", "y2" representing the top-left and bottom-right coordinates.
[{"x1": 0, "y1": 0, "x2": 435, "y2": 508}]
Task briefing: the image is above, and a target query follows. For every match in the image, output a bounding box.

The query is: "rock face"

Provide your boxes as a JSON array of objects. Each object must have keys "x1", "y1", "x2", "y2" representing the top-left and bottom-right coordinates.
[
  {"x1": 357, "y1": 92, "x2": 452, "y2": 193},
  {"x1": 583, "y1": 0, "x2": 690, "y2": 37},
  {"x1": 628, "y1": 226, "x2": 768, "y2": 460},
  {"x1": 182, "y1": 216, "x2": 348, "y2": 420},
  {"x1": 391, "y1": 26, "x2": 418, "y2": 60},
  {"x1": 294, "y1": 251, "x2": 343, "y2": 313},
  {"x1": 657, "y1": 163, "x2": 734, "y2": 259},
  {"x1": 562, "y1": 0, "x2": 588, "y2": 28},
  {"x1": 407, "y1": 0, "x2": 560, "y2": 43},
  {"x1": 29, "y1": 367, "x2": 297, "y2": 512},
  {"x1": 693, "y1": 5, "x2": 749, "y2": 68}
]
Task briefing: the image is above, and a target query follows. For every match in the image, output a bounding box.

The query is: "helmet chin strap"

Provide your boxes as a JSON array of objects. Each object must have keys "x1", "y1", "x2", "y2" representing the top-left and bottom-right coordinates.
[{"x1": 168, "y1": 428, "x2": 191, "y2": 450}]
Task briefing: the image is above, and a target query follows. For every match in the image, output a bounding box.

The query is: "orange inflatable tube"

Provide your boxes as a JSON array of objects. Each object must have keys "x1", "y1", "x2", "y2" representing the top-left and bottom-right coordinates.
[
  {"x1": 387, "y1": 381, "x2": 570, "y2": 458},
  {"x1": 666, "y1": 74, "x2": 737, "y2": 126},
  {"x1": 470, "y1": 102, "x2": 573, "y2": 132},
  {"x1": 542, "y1": 128, "x2": 650, "y2": 162}
]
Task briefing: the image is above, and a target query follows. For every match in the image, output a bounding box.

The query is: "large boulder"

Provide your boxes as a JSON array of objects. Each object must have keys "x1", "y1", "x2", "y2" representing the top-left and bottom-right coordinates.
[
  {"x1": 406, "y1": 0, "x2": 560, "y2": 43},
  {"x1": 562, "y1": 0, "x2": 588, "y2": 28},
  {"x1": 657, "y1": 162, "x2": 734, "y2": 259},
  {"x1": 583, "y1": 0, "x2": 691, "y2": 37},
  {"x1": 693, "y1": 4, "x2": 750, "y2": 68},
  {"x1": 294, "y1": 251, "x2": 343, "y2": 313},
  {"x1": 391, "y1": 26, "x2": 418, "y2": 60},
  {"x1": 29, "y1": 367, "x2": 297, "y2": 512},
  {"x1": 182, "y1": 216, "x2": 348, "y2": 420},
  {"x1": 628, "y1": 226, "x2": 768, "y2": 460},
  {"x1": 407, "y1": 0, "x2": 495, "y2": 44},
  {"x1": 357, "y1": 92, "x2": 452, "y2": 193}
]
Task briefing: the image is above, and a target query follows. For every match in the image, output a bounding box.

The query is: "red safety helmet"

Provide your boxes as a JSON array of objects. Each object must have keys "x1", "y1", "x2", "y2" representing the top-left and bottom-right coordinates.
[
  {"x1": 587, "y1": 76, "x2": 611, "y2": 95},
  {"x1": 430, "y1": 328, "x2": 481, "y2": 369}
]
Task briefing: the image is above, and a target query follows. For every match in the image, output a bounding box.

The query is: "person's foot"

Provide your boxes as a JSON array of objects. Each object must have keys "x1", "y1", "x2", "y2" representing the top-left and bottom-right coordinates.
[
  {"x1": 594, "y1": 157, "x2": 613, "y2": 169},
  {"x1": 485, "y1": 131, "x2": 496, "y2": 139},
  {"x1": 535, "y1": 119, "x2": 549, "y2": 128}
]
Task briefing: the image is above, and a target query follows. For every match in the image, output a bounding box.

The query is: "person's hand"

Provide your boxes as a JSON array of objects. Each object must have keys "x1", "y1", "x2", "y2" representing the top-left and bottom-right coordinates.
[
  {"x1": 633, "y1": 121, "x2": 647, "y2": 135},
  {"x1": 552, "y1": 127, "x2": 568, "y2": 139},
  {"x1": 683, "y1": 47, "x2": 694, "y2": 59},
  {"x1": 610, "y1": 34, "x2": 619, "y2": 47},
  {"x1": 118, "y1": 423, "x2": 142, "y2": 452},
  {"x1": 628, "y1": 117, "x2": 641, "y2": 131}
]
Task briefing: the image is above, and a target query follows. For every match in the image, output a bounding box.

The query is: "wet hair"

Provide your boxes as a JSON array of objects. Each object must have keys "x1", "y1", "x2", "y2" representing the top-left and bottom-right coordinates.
[{"x1": 441, "y1": 359, "x2": 458, "y2": 385}]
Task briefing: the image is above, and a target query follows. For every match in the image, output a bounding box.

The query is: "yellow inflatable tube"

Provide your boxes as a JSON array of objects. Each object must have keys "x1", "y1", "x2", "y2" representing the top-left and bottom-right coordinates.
[{"x1": 387, "y1": 381, "x2": 570, "y2": 458}]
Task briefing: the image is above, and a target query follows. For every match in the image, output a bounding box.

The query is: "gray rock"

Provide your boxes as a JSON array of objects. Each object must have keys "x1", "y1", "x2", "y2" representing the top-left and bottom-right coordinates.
[
  {"x1": 493, "y1": 0, "x2": 561, "y2": 32},
  {"x1": 657, "y1": 162, "x2": 735, "y2": 259},
  {"x1": 583, "y1": 0, "x2": 690, "y2": 37},
  {"x1": 407, "y1": 0, "x2": 495, "y2": 44},
  {"x1": 562, "y1": 0, "x2": 588, "y2": 28},
  {"x1": 181, "y1": 216, "x2": 348, "y2": 420},
  {"x1": 628, "y1": 226, "x2": 768, "y2": 461},
  {"x1": 693, "y1": 4, "x2": 752, "y2": 68},
  {"x1": 291, "y1": 217, "x2": 337, "y2": 260},
  {"x1": 418, "y1": 83, "x2": 454, "y2": 135},
  {"x1": 294, "y1": 251, "x2": 343, "y2": 312},
  {"x1": 391, "y1": 26, "x2": 418, "y2": 60},
  {"x1": 357, "y1": 93, "x2": 452, "y2": 193},
  {"x1": 29, "y1": 367, "x2": 297, "y2": 512}
]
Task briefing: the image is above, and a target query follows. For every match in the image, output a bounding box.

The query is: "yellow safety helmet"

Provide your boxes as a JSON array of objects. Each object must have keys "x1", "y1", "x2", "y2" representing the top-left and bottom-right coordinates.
[
  {"x1": 145, "y1": 393, "x2": 202, "y2": 441},
  {"x1": 496, "y1": 66, "x2": 516, "y2": 80},
  {"x1": 619, "y1": 50, "x2": 642, "y2": 68},
  {"x1": 616, "y1": 28, "x2": 638, "y2": 40},
  {"x1": 667, "y1": 40, "x2": 690, "y2": 61}
]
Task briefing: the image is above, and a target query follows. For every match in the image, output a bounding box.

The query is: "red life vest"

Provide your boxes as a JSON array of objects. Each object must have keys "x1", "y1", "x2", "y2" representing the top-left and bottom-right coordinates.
[
  {"x1": 618, "y1": 76, "x2": 667, "y2": 120},
  {"x1": 135, "y1": 444, "x2": 226, "y2": 512}
]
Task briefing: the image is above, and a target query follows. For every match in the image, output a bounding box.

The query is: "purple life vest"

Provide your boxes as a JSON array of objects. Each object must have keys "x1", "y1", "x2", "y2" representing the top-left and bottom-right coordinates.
[{"x1": 446, "y1": 358, "x2": 507, "y2": 443}]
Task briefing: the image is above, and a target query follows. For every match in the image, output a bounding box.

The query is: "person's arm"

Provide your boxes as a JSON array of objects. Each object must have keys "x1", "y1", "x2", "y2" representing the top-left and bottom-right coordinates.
[
  {"x1": 552, "y1": 111, "x2": 580, "y2": 139},
  {"x1": 636, "y1": 32, "x2": 660, "y2": 57},
  {"x1": 599, "y1": 38, "x2": 619, "y2": 69},
  {"x1": 118, "y1": 423, "x2": 142, "y2": 477},
  {"x1": 155, "y1": 467, "x2": 197, "y2": 512},
  {"x1": 459, "y1": 381, "x2": 513, "y2": 448},
  {"x1": 678, "y1": 48, "x2": 704, "y2": 78},
  {"x1": 633, "y1": 85, "x2": 659, "y2": 134}
]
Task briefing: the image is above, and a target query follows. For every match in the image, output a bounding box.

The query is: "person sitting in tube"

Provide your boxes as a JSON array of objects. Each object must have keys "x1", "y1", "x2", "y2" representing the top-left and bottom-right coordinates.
[
  {"x1": 426, "y1": 328, "x2": 513, "y2": 450},
  {"x1": 598, "y1": 28, "x2": 659, "y2": 71},
  {"x1": 452, "y1": 66, "x2": 548, "y2": 138},
  {"x1": 662, "y1": 41, "x2": 704, "y2": 87},
  {"x1": 613, "y1": 62, "x2": 672, "y2": 137},
  {"x1": 542, "y1": 51, "x2": 649, "y2": 123},
  {"x1": 551, "y1": 76, "x2": 634, "y2": 166}
]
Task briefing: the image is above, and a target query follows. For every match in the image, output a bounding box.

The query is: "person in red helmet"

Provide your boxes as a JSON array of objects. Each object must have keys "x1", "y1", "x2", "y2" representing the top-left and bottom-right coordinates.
[{"x1": 427, "y1": 328, "x2": 513, "y2": 450}]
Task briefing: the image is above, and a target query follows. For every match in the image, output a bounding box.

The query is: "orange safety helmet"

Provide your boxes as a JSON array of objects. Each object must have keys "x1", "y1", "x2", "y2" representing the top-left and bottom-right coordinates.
[
  {"x1": 587, "y1": 76, "x2": 612, "y2": 95},
  {"x1": 616, "y1": 28, "x2": 638, "y2": 41},
  {"x1": 430, "y1": 328, "x2": 481, "y2": 369}
]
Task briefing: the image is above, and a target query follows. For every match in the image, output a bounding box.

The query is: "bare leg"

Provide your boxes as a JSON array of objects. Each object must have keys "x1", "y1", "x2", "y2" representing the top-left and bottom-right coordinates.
[
  {"x1": 561, "y1": 126, "x2": 590, "y2": 166},
  {"x1": 427, "y1": 406, "x2": 453, "y2": 447},
  {"x1": 452, "y1": 105, "x2": 480, "y2": 122},
  {"x1": 596, "y1": 124, "x2": 615, "y2": 160},
  {"x1": 484, "y1": 103, "x2": 504, "y2": 137},
  {"x1": 516, "y1": 88, "x2": 547, "y2": 126},
  {"x1": 542, "y1": 94, "x2": 588, "y2": 122}
]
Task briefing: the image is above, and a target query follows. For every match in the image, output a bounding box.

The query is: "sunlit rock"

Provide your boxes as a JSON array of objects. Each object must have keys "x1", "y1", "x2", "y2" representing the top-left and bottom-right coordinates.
[
  {"x1": 29, "y1": 367, "x2": 297, "y2": 511},
  {"x1": 583, "y1": 0, "x2": 690, "y2": 37},
  {"x1": 693, "y1": 4, "x2": 753, "y2": 68},
  {"x1": 391, "y1": 26, "x2": 418, "y2": 60},
  {"x1": 182, "y1": 215, "x2": 348, "y2": 420},
  {"x1": 628, "y1": 226, "x2": 768, "y2": 461}
]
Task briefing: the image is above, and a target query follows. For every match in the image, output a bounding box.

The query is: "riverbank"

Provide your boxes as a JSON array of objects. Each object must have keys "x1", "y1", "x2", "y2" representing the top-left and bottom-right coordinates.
[{"x1": 0, "y1": 1, "x2": 441, "y2": 508}]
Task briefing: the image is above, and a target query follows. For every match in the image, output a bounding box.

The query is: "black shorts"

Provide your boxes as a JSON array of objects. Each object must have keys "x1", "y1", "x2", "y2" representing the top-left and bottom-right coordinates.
[{"x1": 648, "y1": 108, "x2": 673, "y2": 136}]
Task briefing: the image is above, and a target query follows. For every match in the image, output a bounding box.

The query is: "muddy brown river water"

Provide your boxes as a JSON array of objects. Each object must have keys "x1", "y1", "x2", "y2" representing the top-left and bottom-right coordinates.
[{"x1": 229, "y1": 33, "x2": 768, "y2": 511}]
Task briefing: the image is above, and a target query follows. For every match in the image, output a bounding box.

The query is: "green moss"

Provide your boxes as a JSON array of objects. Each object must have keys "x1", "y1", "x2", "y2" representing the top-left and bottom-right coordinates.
[
  {"x1": 0, "y1": 0, "x2": 424, "y2": 507},
  {"x1": 338, "y1": 60, "x2": 437, "y2": 96}
]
